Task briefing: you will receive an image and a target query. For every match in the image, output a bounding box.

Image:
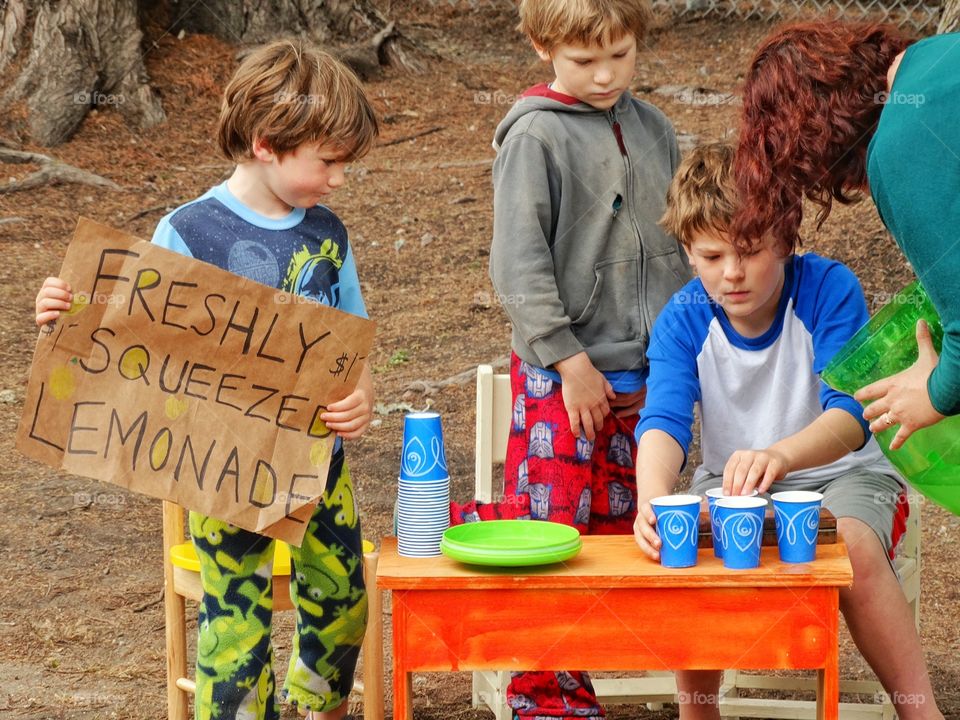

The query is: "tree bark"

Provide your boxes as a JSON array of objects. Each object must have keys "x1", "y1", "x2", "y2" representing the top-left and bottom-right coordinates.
[
  {"x1": 168, "y1": 0, "x2": 429, "y2": 76},
  {"x1": 0, "y1": 0, "x2": 27, "y2": 70},
  {"x1": 939, "y1": 0, "x2": 960, "y2": 34},
  {"x1": 1, "y1": 0, "x2": 429, "y2": 145},
  {"x1": 2, "y1": 0, "x2": 165, "y2": 146}
]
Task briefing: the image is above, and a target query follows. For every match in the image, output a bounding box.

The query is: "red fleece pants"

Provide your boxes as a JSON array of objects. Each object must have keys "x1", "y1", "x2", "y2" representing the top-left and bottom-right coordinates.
[{"x1": 451, "y1": 355, "x2": 640, "y2": 718}]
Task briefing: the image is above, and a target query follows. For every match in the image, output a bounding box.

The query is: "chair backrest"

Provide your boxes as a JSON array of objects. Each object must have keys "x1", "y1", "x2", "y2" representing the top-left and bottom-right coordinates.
[
  {"x1": 162, "y1": 500, "x2": 186, "y2": 560},
  {"x1": 899, "y1": 497, "x2": 921, "y2": 564},
  {"x1": 474, "y1": 365, "x2": 513, "y2": 503}
]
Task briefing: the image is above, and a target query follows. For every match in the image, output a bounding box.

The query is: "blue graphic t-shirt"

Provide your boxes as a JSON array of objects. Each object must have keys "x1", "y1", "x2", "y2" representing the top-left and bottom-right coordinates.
[{"x1": 151, "y1": 182, "x2": 367, "y2": 318}]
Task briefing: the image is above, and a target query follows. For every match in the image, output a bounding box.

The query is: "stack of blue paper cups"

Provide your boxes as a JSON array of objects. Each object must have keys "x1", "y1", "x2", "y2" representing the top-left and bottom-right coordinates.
[{"x1": 397, "y1": 412, "x2": 450, "y2": 557}]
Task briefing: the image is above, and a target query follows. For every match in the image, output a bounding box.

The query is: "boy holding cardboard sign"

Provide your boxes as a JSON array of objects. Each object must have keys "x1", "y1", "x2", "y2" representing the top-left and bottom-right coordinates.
[
  {"x1": 35, "y1": 41, "x2": 377, "y2": 720},
  {"x1": 632, "y1": 143, "x2": 942, "y2": 720}
]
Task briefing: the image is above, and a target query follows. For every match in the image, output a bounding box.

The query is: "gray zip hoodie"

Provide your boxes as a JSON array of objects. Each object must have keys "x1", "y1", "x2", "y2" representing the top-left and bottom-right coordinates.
[{"x1": 490, "y1": 85, "x2": 691, "y2": 377}]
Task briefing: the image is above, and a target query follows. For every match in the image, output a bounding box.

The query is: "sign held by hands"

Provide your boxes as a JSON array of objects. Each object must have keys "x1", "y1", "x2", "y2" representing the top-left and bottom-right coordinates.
[{"x1": 17, "y1": 218, "x2": 376, "y2": 546}]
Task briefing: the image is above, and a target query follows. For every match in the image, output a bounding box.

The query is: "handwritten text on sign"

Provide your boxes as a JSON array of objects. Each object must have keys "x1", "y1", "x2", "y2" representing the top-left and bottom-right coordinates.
[{"x1": 16, "y1": 218, "x2": 375, "y2": 545}]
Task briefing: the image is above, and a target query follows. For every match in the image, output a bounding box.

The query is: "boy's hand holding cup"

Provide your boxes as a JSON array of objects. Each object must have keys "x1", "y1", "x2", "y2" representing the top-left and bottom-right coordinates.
[{"x1": 723, "y1": 447, "x2": 790, "y2": 496}]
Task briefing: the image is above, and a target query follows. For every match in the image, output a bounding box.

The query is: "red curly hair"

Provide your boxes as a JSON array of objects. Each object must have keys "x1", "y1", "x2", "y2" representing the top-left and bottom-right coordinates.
[{"x1": 732, "y1": 21, "x2": 910, "y2": 255}]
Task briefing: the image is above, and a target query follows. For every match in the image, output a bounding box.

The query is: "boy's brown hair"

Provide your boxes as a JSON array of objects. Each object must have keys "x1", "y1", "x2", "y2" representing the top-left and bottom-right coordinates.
[
  {"x1": 518, "y1": 0, "x2": 654, "y2": 52},
  {"x1": 218, "y1": 40, "x2": 379, "y2": 163},
  {"x1": 661, "y1": 142, "x2": 738, "y2": 247}
]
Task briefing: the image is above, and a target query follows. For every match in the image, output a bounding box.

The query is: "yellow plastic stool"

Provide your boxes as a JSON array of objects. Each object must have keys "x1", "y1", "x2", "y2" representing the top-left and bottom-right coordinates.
[{"x1": 169, "y1": 537, "x2": 376, "y2": 574}]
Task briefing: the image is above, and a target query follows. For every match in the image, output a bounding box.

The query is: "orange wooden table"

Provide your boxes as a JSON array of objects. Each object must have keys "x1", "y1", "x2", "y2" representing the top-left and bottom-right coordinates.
[{"x1": 377, "y1": 535, "x2": 853, "y2": 720}]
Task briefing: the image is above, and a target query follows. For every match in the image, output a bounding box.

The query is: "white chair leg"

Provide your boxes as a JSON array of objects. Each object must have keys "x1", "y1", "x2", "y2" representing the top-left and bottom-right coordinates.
[{"x1": 472, "y1": 670, "x2": 512, "y2": 720}]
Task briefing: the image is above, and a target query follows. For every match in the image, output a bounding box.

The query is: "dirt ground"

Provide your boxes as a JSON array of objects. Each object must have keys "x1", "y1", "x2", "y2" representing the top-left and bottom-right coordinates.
[{"x1": 0, "y1": 3, "x2": 958, "y2": 719}]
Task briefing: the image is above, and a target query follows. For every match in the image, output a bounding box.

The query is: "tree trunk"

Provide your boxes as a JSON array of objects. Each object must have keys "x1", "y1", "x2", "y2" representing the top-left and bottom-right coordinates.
[
  {"x1": 0, "y1": 0, "x2": 27, "y2": 70},
  {"x1": 168, "y1": 0, "x2": 429, "y2": 76},
  {"x1": 1, "y1": 0, "x2": 428, "y2": 146},
  {"x1": 939, "y1": 0, "x2": 960, "y2": 33},
  {"x1": 1, "y1": 0, "x2": 165, "y2": 146}
]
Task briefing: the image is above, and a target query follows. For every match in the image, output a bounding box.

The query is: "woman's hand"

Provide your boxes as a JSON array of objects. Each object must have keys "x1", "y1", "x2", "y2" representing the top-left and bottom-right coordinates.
[
  {"x1": 856, "y1": 320, "x2": 946, "y2": 450},
  {"x1": 35, "y1": 277, "x2": 72, "y2": 327}
]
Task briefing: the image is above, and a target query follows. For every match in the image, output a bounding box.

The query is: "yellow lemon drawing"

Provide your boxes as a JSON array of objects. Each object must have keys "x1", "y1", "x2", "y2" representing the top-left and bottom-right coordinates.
[
  {"x1": 137, "y1": 269, "x2": 161, "y2": 289},
  {"x1": 165, "y1": 396, "x2": 189, "y2": 420},
  {"x1": 250, "y1": 464, "x2": 276, "y2": 506},
  {"x1": 309, "y1": 414, "x2": 329, "y2": 437},
  {"x1": 150, "y1": 428, "x2": 172, "y2": 470},
  {"x1": 63, "y1": 292, "x2": 89, "y2": 316},
  {"x1": 119, "y1": 346, "x2": 150, "y2": 380},
  {"x1": 310, "y1": 441, "x2": 331, "y2": 468},
  {"x1": 49, "y1": 365, "x2": 76, "y2": 400}
]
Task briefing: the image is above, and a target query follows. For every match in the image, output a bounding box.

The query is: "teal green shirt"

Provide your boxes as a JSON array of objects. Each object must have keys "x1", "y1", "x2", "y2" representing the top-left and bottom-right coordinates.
[{"x1": 867, "y1": 32, "x2": 960, "y2": 415}]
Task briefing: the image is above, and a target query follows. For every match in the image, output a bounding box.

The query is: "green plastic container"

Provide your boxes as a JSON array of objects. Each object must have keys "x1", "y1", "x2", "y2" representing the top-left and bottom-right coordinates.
[{"x1": 822, "y1": 281, "x2": 960, "y2": 516}]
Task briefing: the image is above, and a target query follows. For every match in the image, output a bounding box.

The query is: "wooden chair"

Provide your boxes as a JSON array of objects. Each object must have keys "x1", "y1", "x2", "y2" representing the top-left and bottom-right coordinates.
[
  {"x1": 162, "y1": 500, "x2": 384, "y2": 720},
  {"x1": 470, "y1": 364, "x2": 921, "y2": 720}
]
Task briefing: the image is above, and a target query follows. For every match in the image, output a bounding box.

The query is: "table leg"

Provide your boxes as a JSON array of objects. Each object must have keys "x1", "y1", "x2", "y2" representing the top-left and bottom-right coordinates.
[
  {"x1": 816, "y1": 593, "x2": 841, "y2": 720},
  {"x1": 393, "y1": 669, "x2": 413, "y2": 720},
  {"x1": 392, "y1": 592, "x2": 413, "y2": 720}
]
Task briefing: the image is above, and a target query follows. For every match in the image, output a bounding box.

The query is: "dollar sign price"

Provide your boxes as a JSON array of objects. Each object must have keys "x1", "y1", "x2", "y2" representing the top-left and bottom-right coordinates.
[{"x1": 330, "y1": 353, "x2": 349, "y2": 377}]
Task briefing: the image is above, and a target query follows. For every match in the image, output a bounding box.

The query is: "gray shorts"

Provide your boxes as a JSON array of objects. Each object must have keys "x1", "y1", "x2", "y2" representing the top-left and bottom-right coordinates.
[{"x1": 689, "y1": 468, "x2": 908, "y2": 565}]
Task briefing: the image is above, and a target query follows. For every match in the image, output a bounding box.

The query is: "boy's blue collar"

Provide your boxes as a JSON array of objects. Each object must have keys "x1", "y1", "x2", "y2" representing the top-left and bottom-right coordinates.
[{"x1": 211, "y1": 182, "x2": 307, "y2": 230}]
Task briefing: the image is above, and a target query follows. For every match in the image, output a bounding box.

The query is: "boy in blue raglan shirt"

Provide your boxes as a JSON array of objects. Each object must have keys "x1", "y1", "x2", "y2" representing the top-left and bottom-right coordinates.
[
  {"x1": 35, "y1": 41, "x2": 378, "y2": 720},
  {"x1": 632, "y1": 143, "x2": 943, "y2": 720}
]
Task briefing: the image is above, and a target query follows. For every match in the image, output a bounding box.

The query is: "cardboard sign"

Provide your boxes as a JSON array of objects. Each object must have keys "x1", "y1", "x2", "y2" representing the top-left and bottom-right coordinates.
[{"x1": 17, "y1": 218, "x2": 376, "y2": 546}]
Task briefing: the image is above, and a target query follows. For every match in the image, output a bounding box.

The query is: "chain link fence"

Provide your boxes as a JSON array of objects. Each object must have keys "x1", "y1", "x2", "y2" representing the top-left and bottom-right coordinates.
[{"x1": 651, "y1": 0, "x2": 942, "y2": 32}]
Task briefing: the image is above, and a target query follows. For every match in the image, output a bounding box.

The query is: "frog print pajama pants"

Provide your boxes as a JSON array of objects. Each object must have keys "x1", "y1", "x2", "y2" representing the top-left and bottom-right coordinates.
[{"x1": 189, "y1": 449, "x2": 367, "y2": 720}]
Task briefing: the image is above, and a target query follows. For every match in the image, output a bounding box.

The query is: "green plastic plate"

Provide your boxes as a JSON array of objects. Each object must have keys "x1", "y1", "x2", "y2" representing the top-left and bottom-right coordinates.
[{"x1": 440, "y1": 520, "x2": 583, "y2": 566}]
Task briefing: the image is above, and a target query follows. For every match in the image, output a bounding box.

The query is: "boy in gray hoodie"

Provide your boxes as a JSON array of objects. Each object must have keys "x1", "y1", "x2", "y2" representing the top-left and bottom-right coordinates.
[{"x1": 463, "y1": 0, "x2": 690, "y2": 717}]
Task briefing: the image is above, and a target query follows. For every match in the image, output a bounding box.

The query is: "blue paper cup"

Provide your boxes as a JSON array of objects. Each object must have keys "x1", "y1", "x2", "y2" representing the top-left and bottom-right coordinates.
[
  {"x1": 772, "y1": 491, "x2": 823, "y2": 563},
  {"x1": 400, "y1": 412, "x2": 449, "y2": 482},
  {"x1": 704, "y1": 488, "x2": 759, "y2": 559},
  {"x1": 650, "y1": 494, "x2": 701, "y2": 568},
  {"x1": 714, "y1": 497, "x2": 768, "y2": 570}
]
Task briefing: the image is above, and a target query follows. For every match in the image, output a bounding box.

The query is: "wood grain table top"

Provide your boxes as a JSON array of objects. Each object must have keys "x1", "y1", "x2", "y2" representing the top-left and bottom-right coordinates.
[{"x1": 377, "y1": 535, "x2": 853, "y2": 591}]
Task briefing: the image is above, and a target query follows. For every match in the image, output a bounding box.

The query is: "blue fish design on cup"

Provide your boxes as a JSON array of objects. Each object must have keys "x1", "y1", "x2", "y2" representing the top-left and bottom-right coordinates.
[
  {"x1": 400, "y1": 412, "x2": 449, "y2": 481},
  {"x1": 650, "y1": 494, "x2": 701, "y2": 568},
  {"x1": 772, "y1": 491, "x2": 823, "y2": 563},
  {"x1": 718, "y1": 511, "x2": 764, "y2": 553},
  {"x1": 659, "y1": 509, "x2": 698, "y2": 550},
  {"x1": 715, "y1": 496, "x2": 768, "y2": 569}
]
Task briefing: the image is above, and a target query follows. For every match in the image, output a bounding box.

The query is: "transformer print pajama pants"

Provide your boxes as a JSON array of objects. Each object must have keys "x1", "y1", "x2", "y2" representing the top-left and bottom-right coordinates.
[
  {"x1": 189, "y1": 449, "x2": 367, "y2": 720},
  {"x1": 462, "y1": 354, "x2": 640, "y2": 719}
]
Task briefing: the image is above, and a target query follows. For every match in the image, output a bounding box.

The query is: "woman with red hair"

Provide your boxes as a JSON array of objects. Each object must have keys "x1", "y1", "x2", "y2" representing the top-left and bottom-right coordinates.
[
  {"x1": 734, "y1": 21, "x2": 960, "y2": 452},
  {"x1": 725, "y1": 22, "x2": 952, "y2": 720}
]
